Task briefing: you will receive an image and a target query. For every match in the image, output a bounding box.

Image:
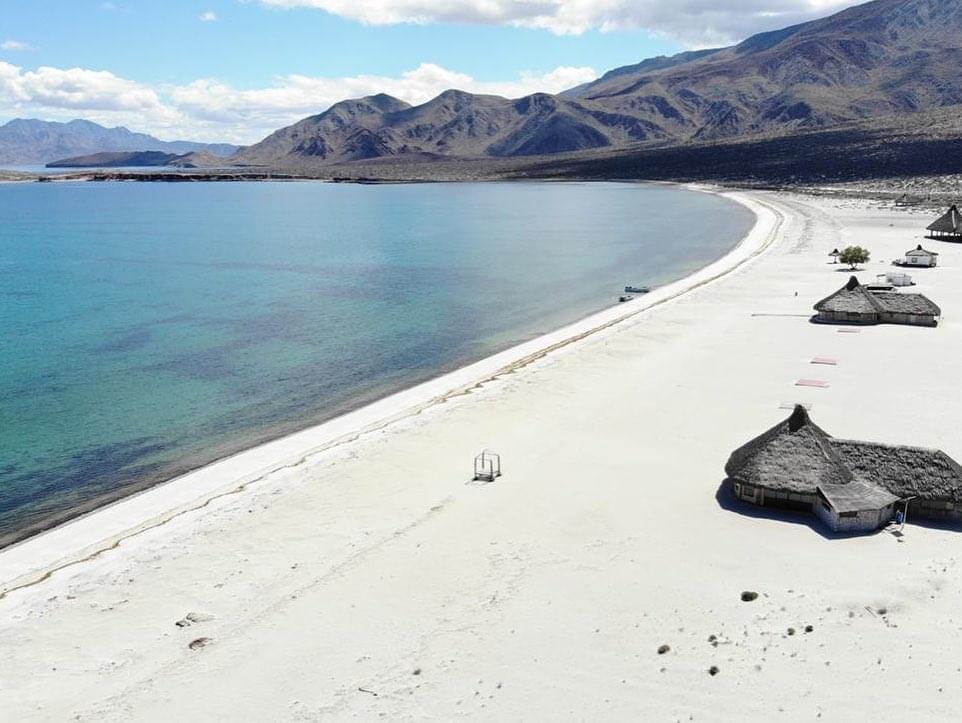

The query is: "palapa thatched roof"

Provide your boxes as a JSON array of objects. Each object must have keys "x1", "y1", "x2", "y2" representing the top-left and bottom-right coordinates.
[
  {"x1": 928, "y1": 205, "x2": 962, "y2": 234},
  {"x1": 728, "y1": 406, "x2": 962, "y2": 506},
  {"x1": 814, "y1": 277, "x2": 940, "y2": 317},
  {"x1": 818, "y1": 481, "x2": 899, "y2": 514},
  {"x1": 870, "y1": 291, "x2": 941, "y2": 316},
  {"x1": 905, "y1": 244, "x2": 938, "y2": 257},
  {"x1": 814, "y1": 277, "x2": 878, "y2": 315},
  {"x1": 725, "y1": 406, "x2": 853, "y2": 494},
  {"x1": 830, "y1": 440, "x2": 962, "y2": 502}
]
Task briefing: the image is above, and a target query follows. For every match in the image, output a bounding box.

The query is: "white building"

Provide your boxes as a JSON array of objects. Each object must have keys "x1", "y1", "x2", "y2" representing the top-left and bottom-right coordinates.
[
  {"x1": 879, "y1": 272, "x2": 914, "y2": 287},
  {"x1": 901, "y1": 244, "x2": 939, "y2": 267}
]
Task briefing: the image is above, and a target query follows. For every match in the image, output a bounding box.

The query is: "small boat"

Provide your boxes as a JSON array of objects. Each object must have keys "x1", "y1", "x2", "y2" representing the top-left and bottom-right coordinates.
[
  {"x1": 619, "y1": 294, "x2": 634, "y2": 303},
  {"x1": 624, "y1": 285, "x2": 650, "y2": 294}
]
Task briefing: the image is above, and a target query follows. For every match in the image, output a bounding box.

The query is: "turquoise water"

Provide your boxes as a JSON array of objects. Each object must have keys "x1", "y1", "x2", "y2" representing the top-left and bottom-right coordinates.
[{"x1": 0, "y1": 181, "x2": 754, "y2": 544}]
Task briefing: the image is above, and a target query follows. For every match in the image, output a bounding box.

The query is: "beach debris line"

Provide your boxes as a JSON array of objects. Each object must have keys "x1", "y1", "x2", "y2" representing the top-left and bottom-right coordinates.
[{"x1": 473, "y1": 450, "x2": 502, "y2": 483}]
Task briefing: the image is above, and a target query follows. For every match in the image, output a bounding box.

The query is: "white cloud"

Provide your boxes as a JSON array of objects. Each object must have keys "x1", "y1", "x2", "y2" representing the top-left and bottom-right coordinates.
[
  {"x1": 200, "y1": 10, "x2": 218, "y2": 22},
  {"x1": 0, "y1": 61, "x2": 597, "y2": 144},
  {"x1": 172, "y1": 62, "x2": 597, "y2": 135},
  {"x1": 1, "y1": 40, "x2": 32, "y2": 51},
  {"x1": 0, "y1": 62, "x2": 164, "y2": 112},
  {"x1": 259, "y1": 0, "x2": 864, "y2": 46}
]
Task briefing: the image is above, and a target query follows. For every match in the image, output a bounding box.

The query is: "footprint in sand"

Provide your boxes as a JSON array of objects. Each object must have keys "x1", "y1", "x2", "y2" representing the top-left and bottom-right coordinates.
[{"x1": 188, "y1": 637, "x2": 212, "y2": 650}]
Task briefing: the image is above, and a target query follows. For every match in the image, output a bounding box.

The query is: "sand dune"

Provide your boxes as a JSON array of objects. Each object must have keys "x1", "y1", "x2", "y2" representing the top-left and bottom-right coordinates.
[{"x1": 3, "y1": 189, "x2": 962, "y2": 721}]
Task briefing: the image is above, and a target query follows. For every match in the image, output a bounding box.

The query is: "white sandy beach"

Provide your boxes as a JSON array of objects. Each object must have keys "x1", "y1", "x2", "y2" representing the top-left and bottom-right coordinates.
[{"x1": 4, "y1": 188, "x2": 962, "y2": 721}]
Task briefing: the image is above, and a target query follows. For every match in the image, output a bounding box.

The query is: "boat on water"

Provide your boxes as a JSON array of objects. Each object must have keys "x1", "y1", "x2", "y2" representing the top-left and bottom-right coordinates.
[
  {"x1": 619, "y1": 294, "x2": 634, "y2": 303},
  {"x1": 624, "y1": 285, "x2": 650, "y2": 294}
]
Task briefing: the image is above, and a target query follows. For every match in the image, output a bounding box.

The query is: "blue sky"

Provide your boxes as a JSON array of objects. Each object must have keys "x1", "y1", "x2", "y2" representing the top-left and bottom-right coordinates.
[
  {"x1": 0, "y1": 0, "x2": 863, "y2": 143},
  {"x1": 2, "y1": 1, "x2": 679, "y2": 88}
]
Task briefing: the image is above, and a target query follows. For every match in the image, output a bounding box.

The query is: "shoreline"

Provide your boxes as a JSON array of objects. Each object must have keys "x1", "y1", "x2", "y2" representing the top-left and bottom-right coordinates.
[
  {"x1": 0, "y1": 185, "x2": 780, "y2": 599},
  {"x1": 0, "y1": 177, "x2": 742, "y2": 551},
  {"x1": 9, "y1": 190, "x2": 962, "y2": 719}
]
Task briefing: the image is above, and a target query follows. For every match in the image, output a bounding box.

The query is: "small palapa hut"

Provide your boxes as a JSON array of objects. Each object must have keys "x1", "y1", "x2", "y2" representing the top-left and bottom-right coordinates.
[
  {"x1": 726, "y1": 406, "x2": 962, "y2": 533},
  {"x1": 900, "y1": 244, "x2": 939, "y2": 268},
  {"x1": 927, "y1": 205, "x2": 962, "y2": 240},
  {"x1": 813, "y1": 276, "x2": 940, "y2": 326}
]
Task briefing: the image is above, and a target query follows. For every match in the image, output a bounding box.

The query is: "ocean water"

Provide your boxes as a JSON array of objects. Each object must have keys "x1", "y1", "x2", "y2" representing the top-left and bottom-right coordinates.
[{"x1": 0, "y1": 181, "x2": 754, "y2": 544}]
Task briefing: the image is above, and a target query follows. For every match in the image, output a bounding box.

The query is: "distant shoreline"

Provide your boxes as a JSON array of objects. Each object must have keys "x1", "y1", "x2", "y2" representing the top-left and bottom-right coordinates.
[{"x1": 6, "y1": 114, "x2": 962, "y2": 195}]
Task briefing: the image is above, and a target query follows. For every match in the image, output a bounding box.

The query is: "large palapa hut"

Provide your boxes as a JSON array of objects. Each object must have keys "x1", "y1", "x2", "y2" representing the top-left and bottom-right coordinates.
[
  {"x1": 927, "y1": 205, "x2": 962, "y2": 240},
  {"x1": 726, "y1": 406, "x2": 962, "y2": 533},
  {"x1": 813, "y1": 276, "x2": 940, "y2": 326}
]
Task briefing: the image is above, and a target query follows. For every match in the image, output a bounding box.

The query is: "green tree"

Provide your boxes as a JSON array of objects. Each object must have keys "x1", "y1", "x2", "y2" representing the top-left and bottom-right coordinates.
[{"x1": 838, "y1": 245, "x2": 870, "y2": 270}]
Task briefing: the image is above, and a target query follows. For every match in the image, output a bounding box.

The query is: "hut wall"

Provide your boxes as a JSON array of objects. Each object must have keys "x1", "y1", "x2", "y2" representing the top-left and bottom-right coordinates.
[
  {"x1": 817, "y1": 311, "x2": 877, "y2": 325},
  {"x1": 815, "y1": 501, "x2": 836, "y2": 530},
  {"x1": 732, "y1": 482, "x2": 759, "y2": 505},
  {"x1": 816, "y1": 500, "x2": 894, "y2": 533},
  {"x1": 909, "y1": 499, "x2": 962, "y2": 522},
  {"x1": 754, "y1": 487, "x2": 814, "y2": 512},
  {"x1": 929, "y1": 232, "x2": 962, "y2": 241},
  {"x1": 878, "y1": 312, "x2": 937, "y2": 327}
]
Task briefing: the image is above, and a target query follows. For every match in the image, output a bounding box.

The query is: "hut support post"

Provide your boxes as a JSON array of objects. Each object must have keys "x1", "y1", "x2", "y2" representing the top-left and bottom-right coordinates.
[{"x1": 900, "y1": 496, "x2": 917, "y2": 531}]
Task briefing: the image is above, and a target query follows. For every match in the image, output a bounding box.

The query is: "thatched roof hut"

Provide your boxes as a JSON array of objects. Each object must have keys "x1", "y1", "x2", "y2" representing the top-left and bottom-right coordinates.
[
  {"x1": 814, "y1": 276, "x2": 878, "y2": 319},
  {"x1": 813, "y1": 276, "x2": 940, "y2": 326},
  {"x1": 725, "y1": 406, "x2": 852, "y2": 495},
  {"x1": 901, "y1": 244, "x2": 939, "y2": 267},
  {"x1": 927, "y1": 205, "x2": 962, "y2": 240},
  {"x1": 727, "y1": 406, "x2": 962, "y2": 531}
]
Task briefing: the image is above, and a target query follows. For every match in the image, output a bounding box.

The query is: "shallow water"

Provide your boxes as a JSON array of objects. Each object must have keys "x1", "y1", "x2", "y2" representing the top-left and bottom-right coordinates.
[{"x1": 0, "y1": 181, "x2": 754, "y2": 543}]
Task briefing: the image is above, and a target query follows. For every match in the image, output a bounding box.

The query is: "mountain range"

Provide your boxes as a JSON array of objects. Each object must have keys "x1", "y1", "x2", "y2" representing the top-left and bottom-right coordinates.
[
  {"x1": 224, "y1": 0, "x2": 962, "y2": 169},
  {"x1": 7, "y1": 0, "x2": 961, "y2": 177},
  {"x1": 0, "y1": 119, "x2": 237, "y2": 166}
]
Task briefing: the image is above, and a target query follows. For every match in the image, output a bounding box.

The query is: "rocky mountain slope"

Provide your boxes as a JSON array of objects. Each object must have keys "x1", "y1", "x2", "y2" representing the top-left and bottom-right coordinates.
[
  {"x1": 571, "y1": 0, "x2": 962, "y2": 141},
  {"x1": 229, "y1": 0, "x2": 962, "y2": 168},
  {"x1": 230, "y1": 90, "x2": 668, "y2": 166},
  {"x1": 0, "y1": 119, "x2": 237, "y2": 165}
]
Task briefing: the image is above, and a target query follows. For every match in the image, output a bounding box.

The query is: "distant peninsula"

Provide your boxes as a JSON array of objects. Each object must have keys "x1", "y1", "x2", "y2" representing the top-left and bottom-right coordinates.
[{"x1": 46, "y1": 151, "x2": 182, "y2": 168}]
